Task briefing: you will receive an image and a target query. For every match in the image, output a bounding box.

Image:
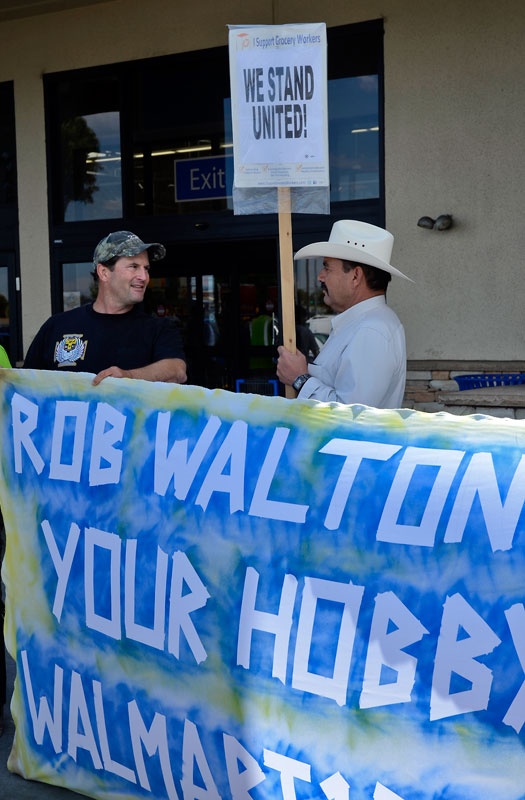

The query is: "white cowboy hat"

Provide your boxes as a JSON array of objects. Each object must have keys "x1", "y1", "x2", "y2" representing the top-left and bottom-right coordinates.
[{"x1": 294, "y1": 220, "x2": 413, "y2": 281}]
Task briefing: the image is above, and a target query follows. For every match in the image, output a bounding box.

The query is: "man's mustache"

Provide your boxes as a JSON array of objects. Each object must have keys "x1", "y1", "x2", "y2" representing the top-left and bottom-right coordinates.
[{"x1": 320, "y1": 281, "x2": 328, "y2": 293}]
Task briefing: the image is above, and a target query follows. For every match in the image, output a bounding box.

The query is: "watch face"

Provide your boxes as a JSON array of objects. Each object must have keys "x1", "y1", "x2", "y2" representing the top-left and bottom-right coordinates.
[{"x1": 293, "y1": 374, "x2": 308, "y2": 391}]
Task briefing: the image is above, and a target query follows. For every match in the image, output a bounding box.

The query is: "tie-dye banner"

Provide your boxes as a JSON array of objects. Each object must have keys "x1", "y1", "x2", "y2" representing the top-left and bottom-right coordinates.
[{"x1": 1, "y1": 368, "x2": 524, "y2": 800}]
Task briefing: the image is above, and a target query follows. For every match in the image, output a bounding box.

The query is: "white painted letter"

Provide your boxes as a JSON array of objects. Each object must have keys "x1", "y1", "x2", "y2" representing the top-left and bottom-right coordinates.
[
  {"x1": 444, "y1": 452, "x2": 525, "y2": 552},
  {"x1": 430, "y1": 593, "x2": 501, "y2": 720},
  {"x1": 374, "y1": 784, "x2": 406, "y2": 800},
  {"x1": 292, "y1": 577, "x2": 364, "y2": 706},
  {"x1": 223, "y1": 733, "x2": 265, "y2": 799},
  {"x1": 11, "y1": 392, "x2": 44, "y2": 474},
  {"x1": 263, "y1": 749, "x2": 311, "y2": 800},
  {"x1": 93, "y1": 679, "x2": 136, "y2": 783},
  {"x1": 125, "y1": 539, "x2": 168, "y2": 650},
  {"x1": 196, "y1": 420, "x2": 247, "y2": 513},
  {"x1": 319, "y1": 439, "x2": 401, "y2": 530},
  {"x1": 503, "y1": 603, "x2": 525, "y2": 732},
  {"x1": 68, "y1": 670, "x2": 103, "y2": 769},
  {"x1": 168, "y1": 551, "x2": 210, "y2": 663},
  {"x1": 49, "y1": 400, "x2": 89, "y2": 482},
  {"x1": 41, "y1": 519, "x2": 81, "y2": 622},
  {"x1": 249, "y1": 427, "x2": 309, "y2": 523},
  {"x1": 237, "y1": 567, "x2": 297, "y2": 685},
  {"x1": 85, "y1": 527, "x2": 121, "y2": 640},
  {"x1": 154, "y1": 413, "x2": 221, "y2": 498},
  {"x1": 320, "y1": 772, "x2": 350, "y2": 800},
  {"x1": 360, "y1": 591, "x2": 428, "y2": 709},
  {"x1": 377, "y1": 447, "x2": 465, "y2": 547},
  {"x1": 181, "y1": 719, "x2": 221, "y2": 800},
  {"x1": 21, "y1": 650, "x2": 63, "y2": 753},
  {"x1": 89, "y1": 402, "x2": 126, "y2": 486},
  {"x1": 128, "y1": 700, "x2": 180, "y2": 800}
]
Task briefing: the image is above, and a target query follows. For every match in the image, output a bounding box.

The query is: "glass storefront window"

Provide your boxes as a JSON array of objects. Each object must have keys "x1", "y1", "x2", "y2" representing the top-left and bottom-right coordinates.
[
  {"x1": 0, "y1": 82, "x2": 17, "y2": 207},
  {"x1": 329, "y1": 75, "x2": 379, "y2": 202},
  {"x1": 47, "y1": 22, "x2": 382, "y2": 224},
  {"x1": 62, "y1": 262, "x2": 96, "y2": 310},
  {"x1": 51, "y1": 76, "x2": 122, "y2": 222},
  {"x1": 0, "y1": 83, "x2": 20, "y2": 364},
  {"x1": 0, "y1": 265, "x2": 10, "y2": 354},
  {"x1": 131, "y1": 47, "x2": 233, "y2": 217},
  {"x1": 63, "y1": 110, "x2": 122, "y2": 222},
  {"x1": 294, "y1": 256, "x2": 333, "y2": 351},
  {"x1": 138, "y1": 239, "x2": 279, "y2": 390},
  {"x1": 134, "y1": 138, "x2": 233, "y2": 216},
  {"x1": 132, "y1": 72, "x2": 380, "y2": 216}
]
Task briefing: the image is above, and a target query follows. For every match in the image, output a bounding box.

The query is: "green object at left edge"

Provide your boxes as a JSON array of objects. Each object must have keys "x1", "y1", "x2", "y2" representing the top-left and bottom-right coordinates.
[{"x1": 0, "y1": 346, "x2": 11, "y2": 368}]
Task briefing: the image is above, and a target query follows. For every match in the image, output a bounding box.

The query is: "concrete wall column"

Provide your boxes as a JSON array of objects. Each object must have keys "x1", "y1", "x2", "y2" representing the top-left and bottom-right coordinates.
[{"x1": 14, "y1": 70, "x2": 51, "y2": 353}]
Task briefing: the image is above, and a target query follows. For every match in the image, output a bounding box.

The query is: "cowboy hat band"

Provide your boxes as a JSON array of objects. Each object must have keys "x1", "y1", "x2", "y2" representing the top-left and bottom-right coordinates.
[{"x1": 294, "y1": 220, "x2": 413, "y2": 282}]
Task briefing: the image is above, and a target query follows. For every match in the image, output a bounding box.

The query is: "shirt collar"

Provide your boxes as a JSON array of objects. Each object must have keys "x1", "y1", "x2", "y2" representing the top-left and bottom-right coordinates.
[{"x1": 331, "y1": 295, "x2": 387, "y2": 332}]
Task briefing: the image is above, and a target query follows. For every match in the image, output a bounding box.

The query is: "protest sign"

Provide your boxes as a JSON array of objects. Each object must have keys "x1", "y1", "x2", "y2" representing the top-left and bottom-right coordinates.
[
  {"x1": 228, "y1": 23, "x2": 329, "y2": 395},
  {"x1": 228, "y1": 23, "x2": 328, "y2": 189},
  {"x1": 1, "y1": 368, "x2": 525, "y2": 800}
]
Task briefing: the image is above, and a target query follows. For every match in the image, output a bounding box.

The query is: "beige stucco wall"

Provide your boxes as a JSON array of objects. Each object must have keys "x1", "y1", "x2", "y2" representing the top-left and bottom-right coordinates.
[
  {"x1": 1, "y1": 0, "x2": 524, "y2": 359},
  {"x1": 383, "y1": 0, "x2": 525, "y2": 361}
]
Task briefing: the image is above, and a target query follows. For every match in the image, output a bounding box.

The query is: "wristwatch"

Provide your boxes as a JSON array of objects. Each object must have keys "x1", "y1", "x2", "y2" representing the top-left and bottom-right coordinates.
[{"x1": 292, "y1": 373, "x2": 310, "y2": 392}]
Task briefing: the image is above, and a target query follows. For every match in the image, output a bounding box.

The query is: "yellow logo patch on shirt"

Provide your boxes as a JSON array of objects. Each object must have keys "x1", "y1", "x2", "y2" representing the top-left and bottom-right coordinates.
[{"x1": 54, "y1": 334, "x2": 88, "y2": 367}]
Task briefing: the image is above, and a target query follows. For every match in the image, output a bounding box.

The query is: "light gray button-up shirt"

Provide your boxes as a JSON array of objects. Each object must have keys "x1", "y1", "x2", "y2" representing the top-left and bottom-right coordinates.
[{"x1": 298, "y1": 295, "x2": 406, "y2": 408}]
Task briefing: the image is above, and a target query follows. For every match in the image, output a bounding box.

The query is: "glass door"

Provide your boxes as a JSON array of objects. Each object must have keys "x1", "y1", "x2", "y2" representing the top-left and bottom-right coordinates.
[
  {"x1": 142, "y1": 238, "x2": 280, "y2": 392},
  {"x1": 0, "y1": 252, "x2": 19, "y2": 365}
]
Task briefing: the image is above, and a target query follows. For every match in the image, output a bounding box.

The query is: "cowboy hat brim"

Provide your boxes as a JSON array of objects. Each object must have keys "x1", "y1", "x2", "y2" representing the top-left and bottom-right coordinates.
[{"x1": 294, "y1": 241, "x2": 413, "y2": 282}]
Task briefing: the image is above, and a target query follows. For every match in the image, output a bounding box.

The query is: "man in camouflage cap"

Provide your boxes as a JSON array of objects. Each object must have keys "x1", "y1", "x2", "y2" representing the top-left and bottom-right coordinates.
[
  {"x1": 24, "y1": 230, "x2": 187, "y2": 385},
  {"x1": 92, "y1": 230, "x2": 166, "y2": 267}
]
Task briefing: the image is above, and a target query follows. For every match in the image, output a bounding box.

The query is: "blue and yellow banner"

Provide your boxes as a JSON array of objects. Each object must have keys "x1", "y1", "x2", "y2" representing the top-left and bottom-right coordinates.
[{"x1": 1, "y1": 368, "x2": 525, "y2": 800}]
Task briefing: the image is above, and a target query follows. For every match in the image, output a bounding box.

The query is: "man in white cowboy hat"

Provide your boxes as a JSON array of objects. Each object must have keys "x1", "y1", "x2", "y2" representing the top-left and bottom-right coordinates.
[{"x1": 276, "y1": 219, "x2": 411, "y2": 407}]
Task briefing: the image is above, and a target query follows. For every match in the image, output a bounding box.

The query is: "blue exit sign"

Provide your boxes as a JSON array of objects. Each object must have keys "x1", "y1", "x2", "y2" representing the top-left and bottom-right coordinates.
[{"x1": 174, "y1": 155, "x2": 234, "y2": 202}]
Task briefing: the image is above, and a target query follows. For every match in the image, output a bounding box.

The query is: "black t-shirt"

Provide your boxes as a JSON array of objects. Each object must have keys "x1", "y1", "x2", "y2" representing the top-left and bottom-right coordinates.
[{"x1": 23, "y1": 303, "x2": 185, "y2": 374}]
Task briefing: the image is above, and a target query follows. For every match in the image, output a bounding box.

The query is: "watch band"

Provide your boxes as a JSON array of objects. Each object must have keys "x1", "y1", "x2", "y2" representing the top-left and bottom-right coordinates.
[{"x1": 292, "y1": 373, "x2": 310, "y2": 392}]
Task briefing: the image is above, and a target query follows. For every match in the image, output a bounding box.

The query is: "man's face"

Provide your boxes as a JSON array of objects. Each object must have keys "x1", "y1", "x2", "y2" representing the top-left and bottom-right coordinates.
[
  {"x1": 102, "y1": 251, "x2": 150, "y2": 308},
  {"x1": 318, "y1": 257, "x2": 355, "y2": 313}
]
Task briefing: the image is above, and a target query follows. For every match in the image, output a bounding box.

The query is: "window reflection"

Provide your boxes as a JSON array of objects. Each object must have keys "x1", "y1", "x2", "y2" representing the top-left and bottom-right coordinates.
[
  {"x1": 62, "y1": 262, "x2": 95, "y2": 310},
  {"x1": 0, "y1": 266, "x2": 9, "y2": 353},
  {"x1": 140, "y1": 240, "x2": 279, "y2": 390},
  {"x1": 132, "y1": 74, "x2": 379, "y2": 216},
  {"x1": 0, "y1": 82, "x2": 17, "y2": 207},
  {"x1": 63, "y1": 111, "x2": 122, "y2": 221},
  {"x1": 329, "y1": 75, "x2": 379, "y2": 202},
  {"x1": 294, "y1": 257, "x2": 334, "y2": 351},
  {"x1": 48, "y1": 27, "x2": 381, "y2": 223},
  {"x1": 133, "y1": 139, "x2": 233, "y2": 216},
  {"x1": 53, "y1": 75, "x2": 122, "y2": 222}
]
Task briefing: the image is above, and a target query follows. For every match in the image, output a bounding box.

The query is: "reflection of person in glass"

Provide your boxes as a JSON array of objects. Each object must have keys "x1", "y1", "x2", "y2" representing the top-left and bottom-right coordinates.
[
  {"x1": 277, "y1": 220, "x2": 411, "y2": 407},
  {"x1": 294, "y1": 304, "x2": 319, "y2": 364},
  {"x1": 24, "y1": 231, "x2": 187, "y2": 386},
  {"x1": 249, "y1": 299, "x2": 276, "y2": 372}
]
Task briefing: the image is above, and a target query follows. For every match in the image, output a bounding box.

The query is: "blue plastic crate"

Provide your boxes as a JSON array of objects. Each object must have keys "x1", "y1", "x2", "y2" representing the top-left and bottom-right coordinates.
[
  {"x1": 235, "y1": 378, "x2": 278, "y2": 396},
  {"x1": 455, "y1": 373, "x2": 525, "y2": 390}
]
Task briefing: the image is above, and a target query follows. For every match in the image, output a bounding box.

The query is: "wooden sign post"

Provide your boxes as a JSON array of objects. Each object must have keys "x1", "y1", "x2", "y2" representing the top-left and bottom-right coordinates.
[
  {"x1": 278, "y1": 186, "x2": 297, "y2": 398},
  {"x1": 228, "y1": 23, "x2": 328, "y2": 399}
]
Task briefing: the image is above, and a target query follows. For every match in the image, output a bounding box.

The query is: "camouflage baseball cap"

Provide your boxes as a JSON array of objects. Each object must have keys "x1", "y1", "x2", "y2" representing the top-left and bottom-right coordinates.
[{"x1": 93, "y1": 231, "x2": 166, "y2": 267}]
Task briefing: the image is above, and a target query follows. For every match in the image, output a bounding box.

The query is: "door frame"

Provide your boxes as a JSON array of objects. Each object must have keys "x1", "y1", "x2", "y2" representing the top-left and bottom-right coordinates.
[{"x1": 0, "y1": 250, "x2": 21, "y2": 365}]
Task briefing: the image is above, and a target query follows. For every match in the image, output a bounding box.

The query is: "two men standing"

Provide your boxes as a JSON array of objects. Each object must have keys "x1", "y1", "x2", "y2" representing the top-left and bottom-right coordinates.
[{"x1": 23, "y1": 221, "x2": 409, "y2": 409}]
